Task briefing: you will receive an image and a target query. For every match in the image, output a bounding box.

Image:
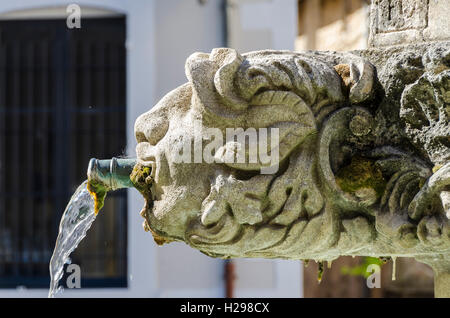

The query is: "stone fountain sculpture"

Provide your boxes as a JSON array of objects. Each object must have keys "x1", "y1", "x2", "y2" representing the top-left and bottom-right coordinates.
[{"x1": 95, "y1": 1, "x2": 450, "y2": 297}]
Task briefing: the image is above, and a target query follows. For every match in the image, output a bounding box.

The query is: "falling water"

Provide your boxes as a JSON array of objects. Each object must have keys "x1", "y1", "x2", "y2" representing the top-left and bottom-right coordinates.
[{"x1": 48, "y1": 180, "x2": 97, "y2": 298}]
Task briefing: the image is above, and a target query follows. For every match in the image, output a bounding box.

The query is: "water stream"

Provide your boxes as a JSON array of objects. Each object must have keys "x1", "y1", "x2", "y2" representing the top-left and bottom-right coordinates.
[{"x1": 48, "y1": 180, "x2": 97, "y2": 298}]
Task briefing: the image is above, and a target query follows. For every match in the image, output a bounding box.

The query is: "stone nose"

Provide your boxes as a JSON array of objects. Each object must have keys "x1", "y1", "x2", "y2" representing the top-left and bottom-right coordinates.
[{"x1": 135, "y1": 111, "x2": 169, "y2": 145}]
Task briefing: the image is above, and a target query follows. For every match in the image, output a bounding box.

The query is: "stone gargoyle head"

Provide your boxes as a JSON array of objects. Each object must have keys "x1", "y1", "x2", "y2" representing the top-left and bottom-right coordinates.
[{"x1": 132, "y1": 48, "x2": 449, "y2": 263}]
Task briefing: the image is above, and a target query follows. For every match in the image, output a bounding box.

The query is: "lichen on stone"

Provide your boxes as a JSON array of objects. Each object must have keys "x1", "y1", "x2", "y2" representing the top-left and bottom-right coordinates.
[
  {"x1": 336, "y1": 156, "x2": 387, "y2": 200},
  {"x1": 130, "y1": 163, "x2": 173, "y2": 246},
  {"x1": 130, "y1": 163, "x2": 153, "y2": 196}
]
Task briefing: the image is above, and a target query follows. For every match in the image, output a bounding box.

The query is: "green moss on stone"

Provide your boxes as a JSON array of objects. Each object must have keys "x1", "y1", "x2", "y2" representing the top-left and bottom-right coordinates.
[
  {"x1": 336, "y1": 156, "x2": 387, "y2": 199},
  {"x1": 130, "y1": 163, "x2": 153, "y2": 197},
  {"x1": 87, "y1": 179, "x2": 107, "y2": 215}
]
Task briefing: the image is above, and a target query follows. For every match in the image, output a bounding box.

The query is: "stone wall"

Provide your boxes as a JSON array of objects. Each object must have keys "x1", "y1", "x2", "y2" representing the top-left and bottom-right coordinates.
[{"x1": 369, "y1": 0, "x2": 450, "y2": 47}]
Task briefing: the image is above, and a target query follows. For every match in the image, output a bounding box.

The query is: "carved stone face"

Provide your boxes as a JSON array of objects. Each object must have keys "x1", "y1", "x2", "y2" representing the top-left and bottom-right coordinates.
[
  {"x1": 133, "y1": 48, "x2": 450, "y2": 260},
  {"x1": 135, "y1": 82, "x2": 209, "y2": 242}
]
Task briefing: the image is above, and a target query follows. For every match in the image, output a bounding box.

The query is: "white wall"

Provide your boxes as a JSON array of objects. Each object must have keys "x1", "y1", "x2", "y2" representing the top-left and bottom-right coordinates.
[
  {"x1": 154, "y1": 0, "x2": 225, "y2": 101},
  {"x1": 227, "y1": 0, "x2": 298, "y2": 52}
]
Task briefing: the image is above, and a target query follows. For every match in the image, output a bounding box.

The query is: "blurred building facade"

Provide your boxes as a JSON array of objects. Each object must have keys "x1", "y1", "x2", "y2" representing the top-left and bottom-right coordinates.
[{"x1": 296, "y1": 0, "x2": 370, "y2": 51}]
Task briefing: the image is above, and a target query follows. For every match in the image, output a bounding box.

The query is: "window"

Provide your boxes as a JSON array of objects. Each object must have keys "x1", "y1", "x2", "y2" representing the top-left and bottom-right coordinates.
[{"x1": 0, "y1": 17, "x2": 127, "y2": 288}]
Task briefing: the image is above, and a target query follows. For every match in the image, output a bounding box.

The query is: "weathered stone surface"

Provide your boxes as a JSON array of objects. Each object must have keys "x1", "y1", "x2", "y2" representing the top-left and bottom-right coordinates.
[
  {"x1": 132, "y1": 45, "x2": 449, "y2": 266},
  {"x1": 369, "y1": 0, "x2": 450, "y2": 47}
]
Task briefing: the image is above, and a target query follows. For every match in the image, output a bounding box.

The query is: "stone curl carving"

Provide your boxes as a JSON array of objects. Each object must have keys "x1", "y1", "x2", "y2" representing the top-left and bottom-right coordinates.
[{"x1": 132, "y1": 48, "x2": 449, "y2": 265}]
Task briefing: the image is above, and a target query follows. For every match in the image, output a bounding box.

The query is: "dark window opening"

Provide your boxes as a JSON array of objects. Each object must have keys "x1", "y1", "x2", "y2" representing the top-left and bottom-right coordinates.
[{"x1": 0, "y1": 17, "x2": 127, "y2": 288}]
